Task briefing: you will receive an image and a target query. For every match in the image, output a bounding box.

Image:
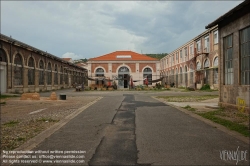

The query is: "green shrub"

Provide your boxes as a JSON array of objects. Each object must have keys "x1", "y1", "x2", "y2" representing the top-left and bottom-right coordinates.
[{"x1": 200, "y1": 84, "x2": 210, "y2": 90}]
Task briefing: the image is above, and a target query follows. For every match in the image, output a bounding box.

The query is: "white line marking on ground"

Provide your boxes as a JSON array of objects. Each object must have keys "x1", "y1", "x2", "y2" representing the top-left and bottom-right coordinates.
[{"x1": 29, "y1": 108, "x2": 47, "y2": 114}]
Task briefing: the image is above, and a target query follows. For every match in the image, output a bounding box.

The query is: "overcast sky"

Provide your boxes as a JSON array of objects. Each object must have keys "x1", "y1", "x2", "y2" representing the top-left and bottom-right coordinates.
[{"x1": 1, "y1": 1, "x2": 243, "y2": 60}]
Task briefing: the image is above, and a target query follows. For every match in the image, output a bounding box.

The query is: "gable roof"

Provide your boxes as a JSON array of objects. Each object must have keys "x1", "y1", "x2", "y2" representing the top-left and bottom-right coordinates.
[{"x1": 89, "y1": 51, "x2": 159, "y2": 61}]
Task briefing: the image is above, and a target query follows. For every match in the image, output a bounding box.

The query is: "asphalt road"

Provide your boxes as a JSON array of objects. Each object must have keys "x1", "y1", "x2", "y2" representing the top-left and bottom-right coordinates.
[{"x1": 23, "y1": 89, "x2": 249, "y2": 165}]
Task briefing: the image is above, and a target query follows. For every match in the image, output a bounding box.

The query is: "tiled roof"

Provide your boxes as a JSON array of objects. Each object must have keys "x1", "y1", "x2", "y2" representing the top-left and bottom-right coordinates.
[
  {"x1": 89, "y1": 51, "x2": 159, "y2": 61},
  {"x1": 62, "y1": 58, "x2": 72, "y2": 61},
  {"x1": 76, "y1": 63, "x2": 87, "y2": 67}
]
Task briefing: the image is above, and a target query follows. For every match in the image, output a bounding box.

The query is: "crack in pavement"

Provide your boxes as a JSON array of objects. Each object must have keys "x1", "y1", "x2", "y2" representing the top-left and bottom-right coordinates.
[{"x1": 89, "y1": 94, "x2": 139, "y2": 166}]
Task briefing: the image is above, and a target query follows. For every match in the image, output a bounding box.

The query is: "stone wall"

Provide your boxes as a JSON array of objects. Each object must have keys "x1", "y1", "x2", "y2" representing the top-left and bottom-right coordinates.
[{"x1": 219, "y1": 12, "x2": 250, "y2": 110}]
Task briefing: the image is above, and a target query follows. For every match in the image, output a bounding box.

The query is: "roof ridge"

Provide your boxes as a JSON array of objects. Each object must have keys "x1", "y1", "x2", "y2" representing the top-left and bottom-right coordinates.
[{"x1": 90, "y1": 50, "x2": 159, "y2": 61}]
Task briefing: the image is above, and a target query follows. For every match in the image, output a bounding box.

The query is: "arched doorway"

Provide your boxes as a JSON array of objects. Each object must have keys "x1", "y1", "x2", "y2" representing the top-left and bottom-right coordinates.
[
  {"x1": 143, "y1": 68, "x2": 152, "y2": 85},
  {"x1": 118, "y1": 66, "x2": 130, "y2": 88},
  {"x1": 0, "y1": 49, "x2": 7, "y2": 93},
  {"x1": 95, "y1": 68, "x2": 104, "y2": 86}
]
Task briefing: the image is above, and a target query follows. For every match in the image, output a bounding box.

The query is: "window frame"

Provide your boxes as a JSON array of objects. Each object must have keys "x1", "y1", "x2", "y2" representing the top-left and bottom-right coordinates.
[
  {"x1": 224, "y1": 34, "x2": 234, "y2": 85},
  {"x1": 240, "y1": 26, "x2": 250, "y2": 85},
  {"x1": 214, "y1": 30, "x2": 218, "y2": 44}
]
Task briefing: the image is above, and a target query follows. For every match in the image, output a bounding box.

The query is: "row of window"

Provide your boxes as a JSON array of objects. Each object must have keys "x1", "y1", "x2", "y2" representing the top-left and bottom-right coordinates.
[
  {"x1": 161, "y1": 56, "x2": 218, "y2": 74},
  {"x1": 161, "y1": 30, "x2": 218, "y2": 68},
  {"x1": 15, "y1": 68, "x2": 84, "y2": 86},
  {"x1": 95, "y1": 67, "x2": 153, "y2": 85},
  {"x1": 224, "y1": 26, "x2": 250, "y2": 85},
  {"x1": 94, "y1": 67, "x2": 153, "y2": 73},
  {"x1": 0, "y1": 53, "x2": 83, "y2": 75},
  {"x1": 162, "y1": 68, "x2": 218, "y2": 85}
]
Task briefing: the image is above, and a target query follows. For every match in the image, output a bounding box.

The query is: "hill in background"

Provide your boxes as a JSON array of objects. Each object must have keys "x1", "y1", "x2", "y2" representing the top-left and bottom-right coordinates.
[{"x1": 145, "y1": 53, "x2": 168, "y2": 59}]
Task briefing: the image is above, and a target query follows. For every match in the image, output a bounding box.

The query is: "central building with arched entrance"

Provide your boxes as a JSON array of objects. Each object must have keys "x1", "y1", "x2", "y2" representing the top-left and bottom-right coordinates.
[{"x1": 87, "y1": 51, "x2": 160, "y2": 89}]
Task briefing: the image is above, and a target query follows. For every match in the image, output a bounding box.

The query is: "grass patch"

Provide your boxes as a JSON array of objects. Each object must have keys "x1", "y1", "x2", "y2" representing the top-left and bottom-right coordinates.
[
  {"x1": 183, "y1": 105, "x2": 196, "y2": 112},
  {"x1": 0, "y1": 101, "x2": 6, "y2": 105},
  {"x1": 197, "y1": 110, "x2": 250, "y2": 137},
  {"x1": 3, "y1": 120, "x2": 19, "y2": 127},
  {"x1": 181, "y1": 106, "x2": 249, "y2": 137},
  {"x1": 36, "y1": 117, "x2": 59, "y2": 123},
  {"x1": 16, "y1": 137, "x2": 26, "y2": 142},
  {"x1": 157, "y1": 95, "x2": 218, "y2": 102},
  {"x1": 0, "y1": 95, "x2": 19, "y2": 99},
  {"x1": 200, "y1": 84, "x2": 210, "y2": 90}
]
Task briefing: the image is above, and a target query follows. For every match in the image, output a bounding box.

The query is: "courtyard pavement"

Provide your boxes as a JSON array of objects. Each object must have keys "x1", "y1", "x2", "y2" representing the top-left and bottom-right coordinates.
[{"x1": 2, "y1": 89, "x2": 249, "y2": 165}]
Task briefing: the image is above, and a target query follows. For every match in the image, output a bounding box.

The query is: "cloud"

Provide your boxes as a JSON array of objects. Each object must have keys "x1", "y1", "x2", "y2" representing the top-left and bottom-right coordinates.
[
  {"x1": 61, "y1": 52, "x2": 82, "y2": 60},
  {"x1": 1, "y1": 1, "x2": 244, "y2": 59}
]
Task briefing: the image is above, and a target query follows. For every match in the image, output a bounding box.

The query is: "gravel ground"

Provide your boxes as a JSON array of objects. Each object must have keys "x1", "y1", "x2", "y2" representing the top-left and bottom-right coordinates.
[
  {"x1": 1, "y1": 96, "x2": 99, "y2": 150},
  {"x1": 157, "y1": 95, "x2": 218, "y2": 102}
]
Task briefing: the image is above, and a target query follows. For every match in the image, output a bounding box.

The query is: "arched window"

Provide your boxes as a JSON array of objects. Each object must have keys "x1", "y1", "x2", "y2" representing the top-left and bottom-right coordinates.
[
  {"x1": 14, "y1": 54, "x2": 23, "y2": 85},
  {"x1": 213, "y1": 57, "x2": 218, "y2": 67},
  {"x1": 204, "y1": 59, "x2": 210, "y2": 84},
  {"x1": 60, "y1": 66, "x2": 63, "y2": 84},
  {"x1": 39, "y1": 60, "x2": 44, "y2": 85},
  {"x1": 197, "y1": 62, "x2": 201, "y2": 70},
  {"x1": 0, "y1": 49, "x2": 7, "y2": 62},
  {"x1": 54, "y1": 64, "x2": 58, "y2": 85},
  {"x1": 95, "y1": 68, "x2": 105, "y2": 85},
  {"x1": 204, "y1": 59, "x2": 210, "y2": 68},
  {"x1": 28, "y1": 57, "x2": 35, "y2": 85},
  {"x1": 64, "y1": 68, "x2": 68, "y2": 85},
  {"x1": 73, "y1": 71, "x2": 76, "y2": 84},
  {"x1": 96, "y1": 68, "x2": 104, "y2": 73},
  {"x1": 143, "y1": 67, "x2": 152, "y2": 85},
  {"x1": 47, "y1": 62, "x2": 52, "y2": 85}
]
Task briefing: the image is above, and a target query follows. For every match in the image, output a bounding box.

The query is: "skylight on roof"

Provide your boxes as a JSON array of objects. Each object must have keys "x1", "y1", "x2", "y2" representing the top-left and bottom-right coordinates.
[{"x1": 116, "y1": 55, "x2": 131, "y2": 58}]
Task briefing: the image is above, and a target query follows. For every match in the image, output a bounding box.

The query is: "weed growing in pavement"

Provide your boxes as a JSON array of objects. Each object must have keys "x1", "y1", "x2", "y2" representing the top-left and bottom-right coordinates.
[
  {"x1": 37, "y1": 117, "x2": 59, "y2": 122},
  {"x1": 4, "y1": 120, "x2": 19, "y2": 127},
  {"x1": 16, "y1": 137, "x2": 26, "y2": 142}
]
